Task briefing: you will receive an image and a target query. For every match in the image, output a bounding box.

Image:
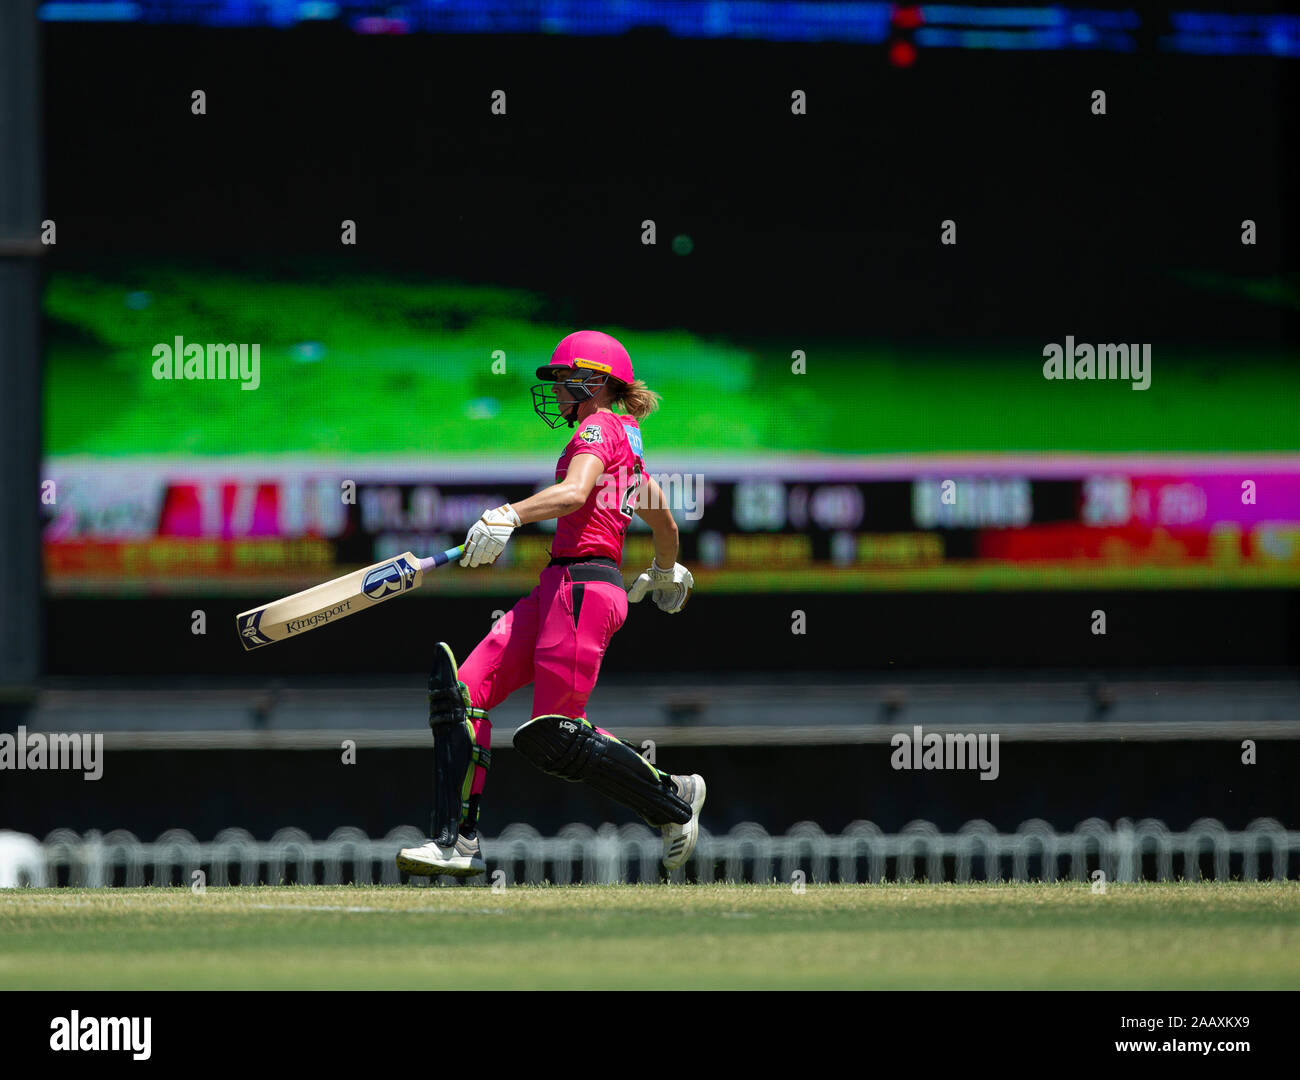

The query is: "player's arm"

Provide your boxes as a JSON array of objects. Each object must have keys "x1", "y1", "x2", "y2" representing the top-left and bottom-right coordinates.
[
  {"x1": 628, "y1": 474, "x2": 693, "y2": 613},
  {"x1": 461, "y1": 454, "x2": 603, "y2": 567},
  {"x1": 512, "y1": 453, "x2": 603, "y2": 525},
  {"x1": 635, "y1": 474, "x2": 679, "y2": 569}
]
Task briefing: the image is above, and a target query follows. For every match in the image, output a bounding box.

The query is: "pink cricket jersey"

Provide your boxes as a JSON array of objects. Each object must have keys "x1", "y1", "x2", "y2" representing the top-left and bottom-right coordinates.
[{"x1": 552, "y1": 411, "x2": 645, "y2": 563}]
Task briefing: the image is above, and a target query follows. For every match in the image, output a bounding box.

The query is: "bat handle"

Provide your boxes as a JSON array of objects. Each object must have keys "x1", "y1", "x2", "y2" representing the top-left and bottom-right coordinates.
[{"x1": 420, "y1": 546, "x2": 466, "y2": 573}]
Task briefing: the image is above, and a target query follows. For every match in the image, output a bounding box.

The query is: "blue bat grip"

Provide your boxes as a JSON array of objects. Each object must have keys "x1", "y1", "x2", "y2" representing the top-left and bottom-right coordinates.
[{"x1": 420, "y1": 546, "x2": 466, "y2": 572}]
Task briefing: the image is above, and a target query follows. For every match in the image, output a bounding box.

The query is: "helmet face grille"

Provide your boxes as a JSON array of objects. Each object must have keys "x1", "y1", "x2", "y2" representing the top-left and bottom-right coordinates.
[
  {"x1": 531, "y1": 382, "x2": 578, "y2": 428},
  {"x1": 530, "y1": 371, "x2": 608, "y2": 428}
]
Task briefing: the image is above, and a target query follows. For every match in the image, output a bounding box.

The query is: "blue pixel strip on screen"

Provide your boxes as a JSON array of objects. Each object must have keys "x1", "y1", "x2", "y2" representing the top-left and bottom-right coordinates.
[{"x1": 35, "y1": 3, "x2": 1300, "y2": 57}]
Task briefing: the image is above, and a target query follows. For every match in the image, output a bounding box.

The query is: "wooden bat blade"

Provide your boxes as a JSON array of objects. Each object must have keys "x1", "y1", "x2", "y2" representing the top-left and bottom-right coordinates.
[{"x1": 235, "y1": 551, "x2": 427, "y2": 651}]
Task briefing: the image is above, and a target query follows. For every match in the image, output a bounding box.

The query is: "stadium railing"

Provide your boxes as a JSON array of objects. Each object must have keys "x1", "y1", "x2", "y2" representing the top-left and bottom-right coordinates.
[{"x1": 11, "y1": 817, "x2": 1297, "y2": 887}]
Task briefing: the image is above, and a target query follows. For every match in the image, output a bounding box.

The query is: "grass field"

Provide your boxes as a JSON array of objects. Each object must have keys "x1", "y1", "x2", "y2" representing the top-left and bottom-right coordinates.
[{"x1": 3, "y1": 882, "x2": 1298, "y2": 990}]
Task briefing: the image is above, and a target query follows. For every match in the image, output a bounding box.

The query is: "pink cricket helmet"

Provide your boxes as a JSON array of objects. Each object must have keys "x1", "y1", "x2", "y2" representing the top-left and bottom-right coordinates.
[
  {"x1": 535, "y1": 330, "x2": 634, "y2": 385},
  {"x1": 531, "y1": 330, "x2": 635, "y2": 428}
]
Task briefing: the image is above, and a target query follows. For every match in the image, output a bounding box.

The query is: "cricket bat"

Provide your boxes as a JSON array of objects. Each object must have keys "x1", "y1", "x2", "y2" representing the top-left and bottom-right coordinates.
[{"x1": 235, "y1": 546, "x2": 465, "y2": 651}]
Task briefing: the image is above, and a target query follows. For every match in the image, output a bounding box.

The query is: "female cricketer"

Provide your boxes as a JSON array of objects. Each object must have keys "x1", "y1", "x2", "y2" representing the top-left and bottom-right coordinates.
[{"x1": 397, "y1": 330, "x2": 705, "y2": 879}]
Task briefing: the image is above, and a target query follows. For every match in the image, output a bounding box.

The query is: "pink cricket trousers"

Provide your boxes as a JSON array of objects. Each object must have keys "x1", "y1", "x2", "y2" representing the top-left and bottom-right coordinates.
[{"x1": 456, "y1": 561, "x2": 629, "y2": 800}]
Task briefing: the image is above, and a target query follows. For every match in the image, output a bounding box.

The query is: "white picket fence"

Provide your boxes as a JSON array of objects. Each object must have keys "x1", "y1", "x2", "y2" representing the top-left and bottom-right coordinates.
[{"x1": 5, "y1": 817, "x2": 1295, "y2": 887}]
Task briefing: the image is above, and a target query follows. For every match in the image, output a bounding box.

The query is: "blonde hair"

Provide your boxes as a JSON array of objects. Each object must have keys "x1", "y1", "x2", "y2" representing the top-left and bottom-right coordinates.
[{"x1": 609, "y1": 378, "x2": 661, "y2": 420}]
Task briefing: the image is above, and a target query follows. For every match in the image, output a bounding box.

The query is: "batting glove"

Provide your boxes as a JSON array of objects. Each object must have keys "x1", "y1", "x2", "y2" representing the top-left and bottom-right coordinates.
[
  {"x1": 627, "y1": 559, "x2": 694, "y2": 613},
  {"x1": 461, "y1": 504, "x2": 521, "y2": 567}
]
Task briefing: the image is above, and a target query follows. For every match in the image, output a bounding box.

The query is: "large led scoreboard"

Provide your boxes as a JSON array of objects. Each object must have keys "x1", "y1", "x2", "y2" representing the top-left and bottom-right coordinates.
[{"x1": 41, "y1": 457, "x2": 1300, "y2": 594}]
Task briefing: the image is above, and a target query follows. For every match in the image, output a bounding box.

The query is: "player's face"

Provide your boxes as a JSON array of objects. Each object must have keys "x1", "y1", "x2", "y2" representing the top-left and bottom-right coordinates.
[{"x1": 554, "y1": 370, "x2": 576, "y2": 404}]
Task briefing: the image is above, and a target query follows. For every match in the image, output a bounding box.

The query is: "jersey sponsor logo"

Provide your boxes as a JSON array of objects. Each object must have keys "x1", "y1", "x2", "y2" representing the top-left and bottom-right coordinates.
[
  {"x1": 579, "y1": 423, "x2": 604, "y2": 444},
  {"x1": 625, "y1": 423, "x2": 643, "y2": 458}
]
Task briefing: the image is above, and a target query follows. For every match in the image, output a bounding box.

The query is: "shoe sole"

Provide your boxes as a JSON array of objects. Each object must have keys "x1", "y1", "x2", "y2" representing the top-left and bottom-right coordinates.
[{"x1": 396, "y1": 853, "x2": 486, "y2": 878}]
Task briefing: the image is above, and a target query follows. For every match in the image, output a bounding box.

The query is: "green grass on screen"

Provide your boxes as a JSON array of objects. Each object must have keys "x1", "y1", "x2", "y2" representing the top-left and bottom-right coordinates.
[{"x1": 43, "y1": 269, "x2": 1300, "y2": 458}]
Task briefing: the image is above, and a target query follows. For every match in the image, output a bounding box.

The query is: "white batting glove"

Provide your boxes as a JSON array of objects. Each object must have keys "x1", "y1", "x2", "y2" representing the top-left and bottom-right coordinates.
[
  {"x1": 461, "y1": 504, "x2": 521, "y2": 567},
  {"x1": 627, "y1": 560, "x2": 694, "y2": 613}
]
